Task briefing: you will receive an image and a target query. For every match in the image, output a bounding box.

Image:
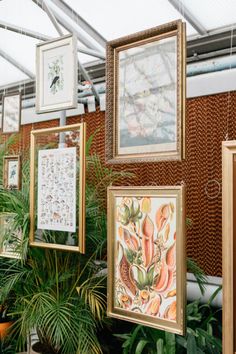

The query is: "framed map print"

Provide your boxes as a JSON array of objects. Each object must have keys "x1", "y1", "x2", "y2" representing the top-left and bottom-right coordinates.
[
  {"x1": 36, "y1": 34, "x2": 78, "y2": 113},
  {"x1": 29, "y1": 123, "x2": 86, "y2": 253},
  {"x1": 3, "y1": 155, "x2": 21, "y2": 190},
  {"x1": 107, "y1": 186, "x2": 186, "y2": 335},
  {"x1": 2, "y1": 93, "x2": 21, "y2": 133},
  {"x1": 106, "y1": 20, "x2": 186, "y2": 163}
]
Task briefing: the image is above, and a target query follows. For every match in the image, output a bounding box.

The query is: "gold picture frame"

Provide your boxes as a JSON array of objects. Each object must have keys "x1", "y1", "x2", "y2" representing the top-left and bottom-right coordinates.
[
  {"x1": 222, "y1": 140, "x2": 236, "y2": 354},
  {"x1": 3, "y1": 155, "x2": 21, "y2": 190},
  {"x1": 107, "y1": 186, "x2": 186, "y2": 335},
  {"x1": 0, "y1": 212, "x2": 21, "y2": 259},
  {"x1": 106, "y1": 20, "x2": 186, "y2": 164},
  {"x1": 29, "y1": 123, "x2": 86, "y2": 253}
]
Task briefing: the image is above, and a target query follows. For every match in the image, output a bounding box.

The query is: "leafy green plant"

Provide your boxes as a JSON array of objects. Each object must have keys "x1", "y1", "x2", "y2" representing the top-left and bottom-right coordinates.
[
  {"x1": 115, "y1": 284, "x2": 222, "y2": 354},
  {"x1": 0, "y1": 135, "x2": 133, "y2": 354}
]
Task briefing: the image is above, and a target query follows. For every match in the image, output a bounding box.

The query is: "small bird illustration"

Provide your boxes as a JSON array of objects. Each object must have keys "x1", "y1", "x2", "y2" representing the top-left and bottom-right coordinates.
[
  {"x1": 50, "y1": 75, "x2": 59, "y2": 88},
  {"x1": 10, "y1": 168, "x2": 16, "y2": 179}
]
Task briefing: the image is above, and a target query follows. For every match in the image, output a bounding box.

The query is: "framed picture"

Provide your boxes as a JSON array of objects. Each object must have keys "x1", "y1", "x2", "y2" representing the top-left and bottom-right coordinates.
[
  {"x1": 3, "y1": 155, "x2": 21, "y2": 190},
  {"x1": 2, "y1": 93, "x2": 21, "y2": 133},
  {"x1": 222, "y1": 140, "x2": 236, "y2": 354},
  {"x1": 107, "y1": 186, "x2": 186, "y2": 335},
  {"x1": 36, "y1": 34, "x2": 78, "y2": 113},
  {"x1": 0, "y1": 213, "x2": 22, "y2": 259},
  {"x1": 106, "y1": 20, "x2": 186, "y2": 163},
  {"x1": 29, "y1": 123, "x2": 86, "y2": 253}
]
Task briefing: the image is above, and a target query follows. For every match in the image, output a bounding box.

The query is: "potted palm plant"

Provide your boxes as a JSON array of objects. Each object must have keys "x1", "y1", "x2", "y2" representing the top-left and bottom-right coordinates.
[
  {"x1": 0, "y1": 135, "x2": 133, "y2": 353},
  {"x1": 0, "y1": 302, "x2": 13, "y2": 340}
]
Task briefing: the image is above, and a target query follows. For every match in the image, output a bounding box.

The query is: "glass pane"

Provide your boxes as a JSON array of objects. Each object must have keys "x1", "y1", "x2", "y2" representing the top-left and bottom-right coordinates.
[
  {"x1": 182, "y1": 0, "x2": 236, "y2": 30},
  {"x1": 0, "y1": 57, "x2": 28, "y2": 86},
  {"x1": 65, "y1": 0, "x2": 197, "y2": 39}
]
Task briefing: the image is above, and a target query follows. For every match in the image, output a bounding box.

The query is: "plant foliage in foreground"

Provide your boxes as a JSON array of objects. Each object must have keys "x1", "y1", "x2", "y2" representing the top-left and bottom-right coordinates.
[
  {"x1": 116, "y1": 285, "x2": 222, "y2": 354},
  {"x1": 0, "y1": 135, "x2": 133, "y2": 354}
]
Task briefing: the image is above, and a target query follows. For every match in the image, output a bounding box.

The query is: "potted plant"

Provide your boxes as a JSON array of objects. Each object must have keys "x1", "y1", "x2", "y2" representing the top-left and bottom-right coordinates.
[
  {"x1": 0, "y1": 302, "x2": 13, "y2": 340},
  {"x1": 0, "y1": 136, "x2": 132, "y2": 353}
]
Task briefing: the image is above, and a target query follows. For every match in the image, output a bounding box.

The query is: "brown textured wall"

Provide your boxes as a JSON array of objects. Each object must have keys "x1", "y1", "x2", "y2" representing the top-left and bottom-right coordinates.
[{"x1": 1, "y1": 91, "x2": 236, "y2": 276}]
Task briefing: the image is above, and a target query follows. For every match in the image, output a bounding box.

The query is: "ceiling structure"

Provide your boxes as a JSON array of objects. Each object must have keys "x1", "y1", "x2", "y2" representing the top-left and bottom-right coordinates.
[{"x1": 0, "y1": 0, "x2": 236, "y2": 102}]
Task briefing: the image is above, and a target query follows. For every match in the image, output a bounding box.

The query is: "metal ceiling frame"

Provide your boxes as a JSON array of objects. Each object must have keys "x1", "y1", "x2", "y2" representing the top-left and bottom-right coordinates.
[
  {"x1": 168, "y1": 0, "x2": 207, "y2": 35},
  {"x1": 32, "y1": 0, "x2": 104, "y2": 53},
  {"x1": 49, "y1": 0, "x2": 106, "y2": 48},
  {"x1": 0, "y1": 0, "x2": 106, "y2": 102},
  {"x1": 0, "y1": 47, "x2": 35, "y2": 80},
  {"x1": 41, "y1": 0, "x2": 64, "y2": 36},
  {"x1": 1, "y1": 0, "x2": 235, "y2": 100},
  {"x1": 36, "y1": 0, "x2": 100, "y2": 102},
  {"x1": 0, "y1": 20, "x2": 51, "y2": 41},
  {"x1": 0, "y1": 20, "x2": 105, "y2": 59}
]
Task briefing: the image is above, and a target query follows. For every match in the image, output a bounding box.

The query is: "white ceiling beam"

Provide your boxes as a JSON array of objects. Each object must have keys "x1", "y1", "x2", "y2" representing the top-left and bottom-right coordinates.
[
  {"x1": 32, "y1": 0, "x2": 104, "y2": 53},
  {"x1": 0, "y1": 48, "x2": 35, "y2": 80},
  {"x1": 49, "y1": 0, "x2": 107, "y2": 49},
  {"x1": 32, "y1": 0, "x2": 100, "y2": 102},
  {"x1": 0, "y1": 20, "x2": 51, "y2": 41},
  {"x1": 0, "y1": 20, "x2": 104, "y2": 60},
  {"x1": 168, "y1": 0, "x2": 207, "y2": 35},
  {"x1": 42, "y1": 0, "x2": 64, "y2": 36}
]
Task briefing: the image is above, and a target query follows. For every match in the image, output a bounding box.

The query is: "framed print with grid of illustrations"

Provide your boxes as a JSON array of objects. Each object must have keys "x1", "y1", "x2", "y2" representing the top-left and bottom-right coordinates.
[
  {"x1": 36, "y1": 34, "x2": 78, "y2": 113},
  {"x1": 106, "y1": 20, "x2": 186, "y2": 163},
  {"x1": 2, "y1": 93, "x2": 21, "y2": 133},
  {"x1": 29, "y1": 123, "x2": 86, "y2": 253},
  {"x1": 107, "y1": 186, "x2": 186, "y2": 335},
  {"x1": 3, "y1": 155, "x2": 21, "y2": 190}
]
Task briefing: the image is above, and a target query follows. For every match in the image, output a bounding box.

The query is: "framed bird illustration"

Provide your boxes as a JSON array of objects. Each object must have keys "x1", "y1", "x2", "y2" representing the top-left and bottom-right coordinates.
[
  {"x1": 36, "y1": 34, "x2": 78, "y2": 114},
  {"x1": 3, "y1": 155, "x2": 21, "y2": 190}
]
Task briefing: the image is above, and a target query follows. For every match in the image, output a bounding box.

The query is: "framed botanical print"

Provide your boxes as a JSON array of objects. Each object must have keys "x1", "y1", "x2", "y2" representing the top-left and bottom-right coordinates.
[
  {"x1": 107, "y1": 186, "x2": 186, "y2": 335},
  {"x1": 0, "y1": 213, "x2": 21, "y2": 259},
  {"x1": 29, "y1": 123, "x2": 86, "y2": 253},
  {"x1": 36, "y1": 34, "x2": 78, "y2": 113},
  {"x1": 222, "y1": 141, "x2": 236, "y2": 354},
  {"x1": 2, "y1": 93, "x2": 21, "y2": 133},
  {"x1": 3, "y1": 155, "x2": 21, "y2": 190},
  {"x1": 106, "y1": 20, "x2": 186, "y2": 163}
]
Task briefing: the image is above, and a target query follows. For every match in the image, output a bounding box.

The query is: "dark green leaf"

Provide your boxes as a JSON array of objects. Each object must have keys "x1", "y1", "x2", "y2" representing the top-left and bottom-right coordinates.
[{"x1": 187, "y1": 334, "x2": 197, "y2": 354}]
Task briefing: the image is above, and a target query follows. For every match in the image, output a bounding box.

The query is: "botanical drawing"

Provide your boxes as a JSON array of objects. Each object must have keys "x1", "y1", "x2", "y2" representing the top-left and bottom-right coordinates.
[
  {"x1": 37, "y1": 147, "x2": 76, "y2": 233},
  {"x1": 115, "y1": 196, "x2": 177, "y2": 321},
  {"x1": 0, "y1": 213, "x2": 21, "y2": 258},
  {"x1": 8, "y1": 160, "x2": 18, "y2": 187},
  {"x1": 48, "y1": 55, "x2": 64, "y2": 95}
]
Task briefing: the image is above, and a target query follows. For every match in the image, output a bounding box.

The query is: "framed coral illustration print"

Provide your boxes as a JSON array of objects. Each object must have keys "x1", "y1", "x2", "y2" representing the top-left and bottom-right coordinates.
[
  {"x1": 29, "y1": 123, "x2": 86, "y2": 253},
  {"x1": 36, "y1": 34, "x2": 78, "y2": 113},
  {"x1": 106, "y1": 20, "x2": 186, "y2": 163},
  {"x1": 2, "y1": 93, "x2": 21, "y2": 133},
  {"x1": 107, "y1": 186, "x2": 186, "y2": 335},
  {"x1": 3, "y1": 155, "x2": 21, "y2": 190}
]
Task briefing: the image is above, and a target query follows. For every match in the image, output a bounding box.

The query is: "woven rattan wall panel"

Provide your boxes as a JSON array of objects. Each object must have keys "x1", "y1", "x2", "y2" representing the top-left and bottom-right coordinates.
[{"x1": 1, "y1": 91, "x2": 236, "y2": 276}]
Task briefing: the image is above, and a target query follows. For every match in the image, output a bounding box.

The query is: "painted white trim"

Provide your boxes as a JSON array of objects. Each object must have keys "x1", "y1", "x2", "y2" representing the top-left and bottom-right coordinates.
[
  {"x1": 0, "y1": 104, "x2": 85, "y2": 128},
  {"x1": 1, "y1": 69, "x2": 236, "y2": 127},
  {"x1": 187, "y1": 68, "x2": 236, "y2": 98}
]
